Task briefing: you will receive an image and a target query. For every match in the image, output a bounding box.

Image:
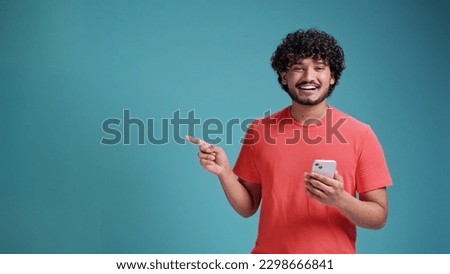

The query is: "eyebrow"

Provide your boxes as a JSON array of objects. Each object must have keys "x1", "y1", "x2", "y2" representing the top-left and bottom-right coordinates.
[{"x1": 293, "y1": 60, "x2": 327, "y2": 66}]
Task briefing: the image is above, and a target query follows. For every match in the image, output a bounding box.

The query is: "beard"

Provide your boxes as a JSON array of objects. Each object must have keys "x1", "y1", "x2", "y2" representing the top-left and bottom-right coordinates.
[{"x1": 286, "y1": 82, "x2": 333, "y2": 106}]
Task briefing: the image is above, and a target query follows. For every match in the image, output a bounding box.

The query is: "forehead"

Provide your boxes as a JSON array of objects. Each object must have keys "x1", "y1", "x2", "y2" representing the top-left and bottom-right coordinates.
[{"x1": 293, "y1": 57, "x2": 328, "y2": 65}]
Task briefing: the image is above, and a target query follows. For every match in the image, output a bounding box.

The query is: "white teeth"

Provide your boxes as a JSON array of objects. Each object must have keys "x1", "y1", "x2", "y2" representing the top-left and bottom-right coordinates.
[{"x1": 300, "y1": 85, "x2": 317, "y2": 90}]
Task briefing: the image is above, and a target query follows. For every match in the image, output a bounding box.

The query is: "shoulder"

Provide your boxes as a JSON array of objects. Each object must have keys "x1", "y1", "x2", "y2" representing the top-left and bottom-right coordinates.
[
  {"x1": 328, "y1": 105, "x2": 372, "y2": 134},
  {"x1": 328, "y1": 106, "x2": 386, "y2": 158},
  {"x1": 241, "y1": 107, "x2": 290, "y2": 145}
]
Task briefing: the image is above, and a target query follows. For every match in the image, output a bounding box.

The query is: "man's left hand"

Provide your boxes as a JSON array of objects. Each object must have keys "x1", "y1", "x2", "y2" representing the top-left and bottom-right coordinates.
[{"x1": 304, "y1": 171, "x2": 345, "y2": 206}]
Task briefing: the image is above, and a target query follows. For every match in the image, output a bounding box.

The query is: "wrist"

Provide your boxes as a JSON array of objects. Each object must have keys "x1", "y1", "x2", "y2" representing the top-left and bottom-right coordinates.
[
  {"x1": 217, "y1": 165, "x2": 233, "y2": 179},
  {"x1": 335, "y1": 191, "x2": 352, "y2": 210}
]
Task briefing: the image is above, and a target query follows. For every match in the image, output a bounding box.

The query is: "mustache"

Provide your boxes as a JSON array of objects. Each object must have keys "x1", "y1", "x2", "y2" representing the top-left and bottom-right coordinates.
[{"x1": 295, "y1": 81, "x2": 320, "y2": 88}]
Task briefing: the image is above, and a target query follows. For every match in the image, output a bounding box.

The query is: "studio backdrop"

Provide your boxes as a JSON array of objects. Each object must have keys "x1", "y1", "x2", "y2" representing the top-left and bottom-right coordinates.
[{"x1": 0, "y1": 0, "x2": 449, "y2": 253}]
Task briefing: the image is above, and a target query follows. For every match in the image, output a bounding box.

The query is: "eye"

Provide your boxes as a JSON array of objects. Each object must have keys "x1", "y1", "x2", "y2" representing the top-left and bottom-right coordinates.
[
  {"x1": 292, "y1": 66, "x2": 303, "y2": 71},
  {"x1": 315, "y1": 66, "x2": 325, "y2": 71}
]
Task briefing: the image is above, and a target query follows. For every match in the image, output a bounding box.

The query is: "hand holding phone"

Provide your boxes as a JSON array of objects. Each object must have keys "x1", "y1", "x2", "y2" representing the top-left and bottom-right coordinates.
[{"x1": 311, "y1": 159, "x2": 336, "y2": 178}]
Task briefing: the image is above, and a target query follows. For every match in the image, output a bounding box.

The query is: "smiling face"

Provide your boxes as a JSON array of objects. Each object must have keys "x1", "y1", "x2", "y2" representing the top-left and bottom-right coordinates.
[{"x1": 280, "y1": 57, "x2": 335, "y2": 106}]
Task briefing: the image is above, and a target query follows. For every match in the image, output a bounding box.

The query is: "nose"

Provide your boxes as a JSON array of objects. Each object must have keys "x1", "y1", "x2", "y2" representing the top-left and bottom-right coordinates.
[{"x1": 303, "y1": 67, "x2": 316, "y2": 82}]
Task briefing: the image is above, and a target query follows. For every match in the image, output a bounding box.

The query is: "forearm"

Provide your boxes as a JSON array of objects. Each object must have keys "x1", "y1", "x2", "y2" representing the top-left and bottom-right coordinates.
[
  {"x1": 217, "y1": 168, "x2": 258, "y2": 218},
  {"x1": 336, "y1": 192, "x2": 387, "y2": 229},
  {"x1": 187, "y1": 136, "x2": 260, "y2": 218}
]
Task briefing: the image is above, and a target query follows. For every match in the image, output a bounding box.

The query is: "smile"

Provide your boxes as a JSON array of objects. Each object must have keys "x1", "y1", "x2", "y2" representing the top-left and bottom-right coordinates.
[{"x1": 298, "y1": 84, "x2": 319, "y2": 91}]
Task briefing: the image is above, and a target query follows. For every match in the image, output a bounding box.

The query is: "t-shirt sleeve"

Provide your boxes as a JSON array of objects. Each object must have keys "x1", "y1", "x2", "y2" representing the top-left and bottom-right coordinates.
[
  {"x1": 232, "y1": 121, "x2": 261, "y2": 184},
  {"x1": 356, "y1": 126, "x2": 392, "y2": 193}
]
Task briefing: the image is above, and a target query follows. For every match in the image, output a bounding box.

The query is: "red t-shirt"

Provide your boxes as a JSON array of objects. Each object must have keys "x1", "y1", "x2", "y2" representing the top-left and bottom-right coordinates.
[{"x1": 233, "y1": 105, "x2": 392, "y2": 254}]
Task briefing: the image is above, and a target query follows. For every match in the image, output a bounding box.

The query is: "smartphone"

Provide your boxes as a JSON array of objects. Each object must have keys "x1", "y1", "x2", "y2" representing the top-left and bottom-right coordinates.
[{"x1": 311, "y1": 159, "x2": 336, "y2": 178}]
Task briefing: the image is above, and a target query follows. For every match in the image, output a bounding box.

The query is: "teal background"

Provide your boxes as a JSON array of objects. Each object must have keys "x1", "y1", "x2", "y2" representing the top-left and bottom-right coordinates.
[{"x1": 0, "y1": 0, "x2": 449, "y2": 253}]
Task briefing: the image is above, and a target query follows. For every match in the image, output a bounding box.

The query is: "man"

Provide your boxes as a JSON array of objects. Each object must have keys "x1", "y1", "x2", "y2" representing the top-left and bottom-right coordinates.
[{"x1": 186, "y1": 28, "x2": 392, "y2": 253}]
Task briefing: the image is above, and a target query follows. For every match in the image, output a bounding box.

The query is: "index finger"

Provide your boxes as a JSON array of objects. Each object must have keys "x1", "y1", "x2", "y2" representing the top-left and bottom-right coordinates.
[
  {"x1": 310, "y1": 172, "x2": 334, "y2": 185},
  {"x1": 185, "y1": 135, "x2": 205, "y2": 145}
]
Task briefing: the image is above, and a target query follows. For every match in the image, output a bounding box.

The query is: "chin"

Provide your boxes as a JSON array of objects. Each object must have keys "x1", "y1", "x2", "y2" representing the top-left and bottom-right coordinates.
[{"x1": 296, "y1": 96, "x2": 327, "y2": 106}]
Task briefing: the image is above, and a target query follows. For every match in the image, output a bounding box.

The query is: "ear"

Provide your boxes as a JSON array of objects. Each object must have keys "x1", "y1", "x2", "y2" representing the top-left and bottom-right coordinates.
[
  {"x1": 280, "y1": 72, "x2": 287, "y2": 85},
  {"x1": 330, "y1": 75, "x2": 335, "y2": 86}
]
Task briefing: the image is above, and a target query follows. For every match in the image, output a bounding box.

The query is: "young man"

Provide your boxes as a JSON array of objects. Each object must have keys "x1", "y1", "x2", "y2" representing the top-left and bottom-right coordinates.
[{"x1": 187, "y1": 29, "x2": 392, "y2": 253}]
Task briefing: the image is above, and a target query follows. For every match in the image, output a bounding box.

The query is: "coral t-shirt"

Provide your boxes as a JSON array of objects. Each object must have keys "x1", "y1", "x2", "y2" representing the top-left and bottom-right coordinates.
[{"x1": 233, "y1": 105, "x2": 392, "y2": 254}]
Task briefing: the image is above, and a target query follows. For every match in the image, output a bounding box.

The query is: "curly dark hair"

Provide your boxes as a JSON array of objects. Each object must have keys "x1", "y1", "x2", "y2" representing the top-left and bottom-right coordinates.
[{"x1": 271, "y1": 28, "x2": 345, "y2": 95}]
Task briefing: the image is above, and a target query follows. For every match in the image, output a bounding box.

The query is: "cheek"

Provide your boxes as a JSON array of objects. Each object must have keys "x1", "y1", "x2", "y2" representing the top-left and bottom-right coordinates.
[{"x1": 320, "y1": 74, "x2": 334, "y2": 86}]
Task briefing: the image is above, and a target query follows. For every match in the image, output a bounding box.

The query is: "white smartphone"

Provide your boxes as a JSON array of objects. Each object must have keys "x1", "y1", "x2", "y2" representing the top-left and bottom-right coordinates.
[{"x1": 311, "y1": 159, "x2": 336, "y2": 178}]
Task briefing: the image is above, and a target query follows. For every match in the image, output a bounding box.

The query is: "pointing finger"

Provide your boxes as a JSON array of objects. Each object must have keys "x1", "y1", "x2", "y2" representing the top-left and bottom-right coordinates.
[{"x1": 185, "y1": 135, "x2": 207, "y2": 145}]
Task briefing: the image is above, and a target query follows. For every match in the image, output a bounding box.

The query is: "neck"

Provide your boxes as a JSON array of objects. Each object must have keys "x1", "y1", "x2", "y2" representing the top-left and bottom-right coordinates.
[{"x1": 290, "y1": 101, "x2": 329, "y2": 125}]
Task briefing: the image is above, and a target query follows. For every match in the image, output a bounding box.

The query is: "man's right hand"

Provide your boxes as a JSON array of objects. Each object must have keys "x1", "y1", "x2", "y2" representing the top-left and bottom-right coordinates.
[
  {"x1": 185, "y1": 135, "x2": 261, "y2": 217},
  {"x1": 185, "y1": 135, "x2": 231, "y2": 176}
]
